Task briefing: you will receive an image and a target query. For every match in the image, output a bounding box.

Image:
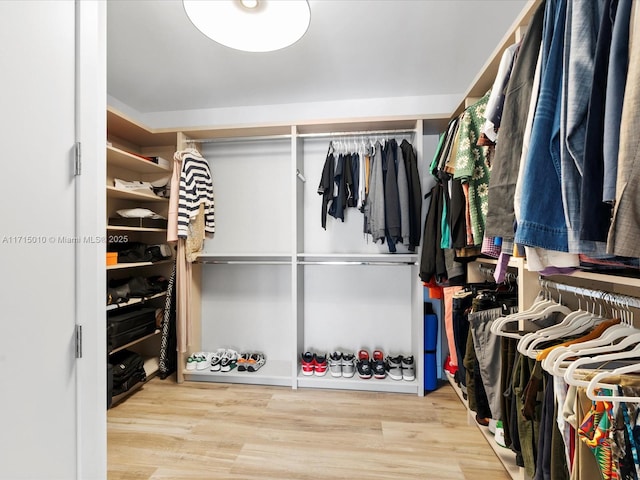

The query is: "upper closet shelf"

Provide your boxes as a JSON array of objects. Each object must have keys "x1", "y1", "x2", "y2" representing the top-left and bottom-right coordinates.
[
  {"x1": 107, "y1": 146, "x2": 171, "y2": 173},
  {"x1": 106, "y1": 186, "x2": 169, "y2": 202}
]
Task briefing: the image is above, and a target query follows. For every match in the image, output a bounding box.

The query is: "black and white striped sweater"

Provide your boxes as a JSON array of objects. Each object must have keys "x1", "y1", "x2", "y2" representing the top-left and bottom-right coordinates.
[{"x1": 178, "y1": 152, "x2": 214, "y2": 238}]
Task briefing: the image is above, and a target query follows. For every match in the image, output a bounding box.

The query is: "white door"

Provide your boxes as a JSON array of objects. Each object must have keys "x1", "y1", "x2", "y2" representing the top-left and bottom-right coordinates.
[{"x1": 0, "y1": 1, "x2": 106, "y2": 479}]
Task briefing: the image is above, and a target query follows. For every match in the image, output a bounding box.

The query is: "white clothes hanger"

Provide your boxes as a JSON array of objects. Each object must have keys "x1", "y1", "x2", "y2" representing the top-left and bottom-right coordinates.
[
  {"x1": 586, "y1": 362, "x2": 640, "y2": 402},
  {"x1": 492, "y1": 302, "x2": 553, "y2": 339},
  {"x1": 543, "y1": 322, "x2": 632, "y2": 375},
  {"x1": 492, "y1": 292, "x2": 563, "y2": 338},
  {"x1": 564, "y1": 341, "x2": 640, "y2": 387},
  {"x1": 522, "y1": 309, "x2": 600, "y2": 359},
  {"x1": 514, "y1": 301, "x2": 574, "y2": 355}
]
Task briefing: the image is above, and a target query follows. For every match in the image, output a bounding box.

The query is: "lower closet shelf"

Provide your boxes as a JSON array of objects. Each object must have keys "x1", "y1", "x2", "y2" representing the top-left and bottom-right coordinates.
[
  {"x1": 446, "y1": 374, "x2": 524, "y2": 480},
  {"x1": 297, "y1": 370, "x2": 419, "y2": 394},
  {"x1": 183, "y1": 359, "x2": 291, "y2": 387}
]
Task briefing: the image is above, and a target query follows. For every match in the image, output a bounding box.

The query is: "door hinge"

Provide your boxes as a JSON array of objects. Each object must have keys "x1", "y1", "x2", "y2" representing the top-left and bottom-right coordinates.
[
  {"x1": 74, "y1": 141, "x2": 81, "y2": 176},
  {"x1": 75, "y1": 325, "x2": 83, "y2": 359}
]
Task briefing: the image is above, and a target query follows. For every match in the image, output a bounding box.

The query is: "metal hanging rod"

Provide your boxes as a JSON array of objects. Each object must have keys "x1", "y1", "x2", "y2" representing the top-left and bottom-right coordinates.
[
  {"x1": 298, "y1": 261, "x2": 416, "y2": 266},
  {"x1": 187, "y1": 134, "x2": 292, "y2": 144},
  {"x1": 539, "y1": 278, "x2": 640, "y2": 310},
  {"x1": 477, "y1": 263, "x2": 517, "y2": 283},
  {"x1": 183, "y1": 129, "x2": 416, "y2": 144},
  {"x1": 297, "y1": 129, "x2": 416, "y2": 139}
]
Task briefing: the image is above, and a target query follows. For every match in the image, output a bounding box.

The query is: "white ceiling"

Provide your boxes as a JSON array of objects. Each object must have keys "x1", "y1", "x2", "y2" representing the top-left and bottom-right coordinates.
[{"x1": 107, "y1": 0, "x2": 528, "y2": 118}]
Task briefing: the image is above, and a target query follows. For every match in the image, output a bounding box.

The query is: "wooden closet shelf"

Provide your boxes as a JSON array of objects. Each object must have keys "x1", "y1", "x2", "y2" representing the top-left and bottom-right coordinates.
[
  {"x1": 106, "y1": 186, "x2": 169, "y2": 202},
  {"x1": 108, "y1": 330, "x2": 161, "y2": 355},
  {"x1": 106, "y1": 291, "x2": 167, "y2": 311},
  {"x1": 107, "y1": 259, "x2": 173, "y2": 270},
  {"x1": 106, "y1": 145, "x2": 171, "y2": 173},
  {"x1": 107, "y1": 225, "x2": 167, "y2": 233}
]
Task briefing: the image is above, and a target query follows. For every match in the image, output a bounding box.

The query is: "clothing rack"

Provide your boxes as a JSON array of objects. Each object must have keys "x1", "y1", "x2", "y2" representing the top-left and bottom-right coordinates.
[
  {"x1": 477, "y1": 263, "x2": 517, "y2": 284},
  {"x1": 540, "y1": 278, "x2": 640, "y2": 310},
  {"x1": 186, "y1": 129, "x2": 416, "y2": 144},
  {"x1": 296, "y1": 129, "x2": 416, "y2": 139},
  {"x1": 187, "y1": 134, "x2": 292, "y2": 144}
]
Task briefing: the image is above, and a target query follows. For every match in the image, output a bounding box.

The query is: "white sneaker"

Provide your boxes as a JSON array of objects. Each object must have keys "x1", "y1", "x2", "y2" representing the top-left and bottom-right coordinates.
[
  {"x1": 186, "y1": 354, "x2": 197, "y2": 371},
  {"x1": 402, "y1": 356, "x2": 415, "y2": 381},
  {"x1": 328, "y1": 352, "x2": 342, "y2": 377},
  {"x1": 495, "y1": 420, "x2": 507, "y2": 448},
  {"x1": 195, "y1": 352, "x2": 209, "y2": 370},
  {"x1": 209, "y1": 348, "x2": 226, "y2": 372},
  {"x1": 220, "y1": 349, "x2": 238, "y2": 372},
  {"x1": 341, "y1": 352, "x2": 356, "y2": 378}
]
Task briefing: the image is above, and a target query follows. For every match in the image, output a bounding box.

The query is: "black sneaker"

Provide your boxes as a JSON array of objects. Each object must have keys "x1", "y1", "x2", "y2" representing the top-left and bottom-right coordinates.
[
  {"x1": 372, "y1": 349, "x2": 386, "y2": 379},
  {"x1": 357, "y1": 350, "x2": 372, "y2": 379}
]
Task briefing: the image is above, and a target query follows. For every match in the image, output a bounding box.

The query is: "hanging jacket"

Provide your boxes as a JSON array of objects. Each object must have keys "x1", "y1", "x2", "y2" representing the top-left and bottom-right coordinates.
[
  {"x1": 317, "y1": 147, "x2": 335, "y2": 229},
  {"x1": 400, "y1": 139, "x2": 423, "y2": 251},
  {"x1": 364, "y1": 142, "x2": 386, "y2": 243},
  {"x1": 383, "y1": 139, "x2": 401, "y2": 249}
]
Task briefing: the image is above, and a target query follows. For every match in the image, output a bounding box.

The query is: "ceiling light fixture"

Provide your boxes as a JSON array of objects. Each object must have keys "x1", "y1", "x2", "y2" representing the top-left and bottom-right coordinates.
[{"x1": 183, "y1": 0, "x2": 311, "y2": 53}]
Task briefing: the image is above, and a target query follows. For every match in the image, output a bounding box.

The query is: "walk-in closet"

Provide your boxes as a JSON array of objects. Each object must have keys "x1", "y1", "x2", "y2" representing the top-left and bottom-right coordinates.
[{"x1": 5, "y1": 0, "x2": 640, "y2": 479}]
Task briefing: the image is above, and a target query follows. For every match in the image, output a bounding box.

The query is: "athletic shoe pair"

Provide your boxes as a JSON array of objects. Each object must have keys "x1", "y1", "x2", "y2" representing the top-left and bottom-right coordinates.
[
  {"x1": 300, "y1": 351, "x2": 328, "y2": 376},
  {"x1": 328, "y1": 351, "x2": 356, "y2": 378},
  {"x1": 186, "y1": 351, "x2": 213, "y2": 371},
  {"x1": 386, "y1": 354, "x2": 415, "y2": 381},
  {"x1": 209, "y1": 348, "x2": 239, "y2": 372},
  {"x1": 236, "y1": 352, "x2": 266, "y2": 372},
  {"x1": 356, "y1": 349, "x2": 386, "y2": 379}
]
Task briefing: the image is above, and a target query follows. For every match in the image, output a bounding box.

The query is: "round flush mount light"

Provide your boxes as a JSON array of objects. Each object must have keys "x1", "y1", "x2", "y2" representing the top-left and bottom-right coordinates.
[{"x1": 183, "y1": 0, "x2": 311, "y2": 53}]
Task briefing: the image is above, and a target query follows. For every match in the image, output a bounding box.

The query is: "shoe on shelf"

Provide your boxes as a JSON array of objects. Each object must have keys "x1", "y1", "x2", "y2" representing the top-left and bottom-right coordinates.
[
  {"x1": 356, "y1": 350, "x2": 372, "y2": 379},
  {"x1": 372, "y1": 349, "x2": 386, "y2": 379},
  {"x1": 186, "y1": 354, "x2": 197, "y2": 371},
  {"x1": 220, "y1": 349, "x2": 238, "y2": 372},
  {"x1": 341, "y1": 352, "x2": 356, "y2": 378},
  {"x1": 194, "y1": 352, "x2": 209, "y2": 371},
  {"x1": 301, "y1": 351, "x2": 315, "y2": 376},
  {"x1": 328, "y1": 352, "x2": 343, "y2": 377},
  {"x1": 247, "y1": 353, "x2": 266, "y2": 372},
  {"x1": 236, "y1": 352, "x2": 251, "y2": 372},
  {"x1": 402, "y1": 355, "x2": 415, "y2": 381},
  {"x1": 209, "y1": 348, "x2": 226, "y2": 372},
  {"x1": 386, "y1": 355, "x2": 403, "y2": 381},
  {"x1": 314, "y1": 353, "x2": 328, "y2": 376}
]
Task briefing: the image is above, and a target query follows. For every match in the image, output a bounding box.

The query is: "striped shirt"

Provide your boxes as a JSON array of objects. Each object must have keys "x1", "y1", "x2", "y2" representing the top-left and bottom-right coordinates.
[{"x1": 178, "y1": 153, "x2": 214, "y2": 238}]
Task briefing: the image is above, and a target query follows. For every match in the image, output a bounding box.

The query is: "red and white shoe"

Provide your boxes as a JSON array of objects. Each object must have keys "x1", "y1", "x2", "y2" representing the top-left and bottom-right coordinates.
[
  {"x1": 357, "y1": 349, "x2": 372, "y2": 379},
  {"x1": 301, "y1": 351, "x2": 315, "y2": 376},
  {"x1": 313, "y1": 353, "x2": 328, "y2": 376}
]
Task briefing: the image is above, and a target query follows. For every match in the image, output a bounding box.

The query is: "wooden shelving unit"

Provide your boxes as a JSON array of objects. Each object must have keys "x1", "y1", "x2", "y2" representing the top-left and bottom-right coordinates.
[{"x1": 106, "y1": 108, "x2": 175, "y2": 406}]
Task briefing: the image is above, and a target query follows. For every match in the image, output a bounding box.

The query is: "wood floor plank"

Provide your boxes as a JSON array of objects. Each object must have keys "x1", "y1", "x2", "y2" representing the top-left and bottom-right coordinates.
[{"x1": 108, "y1": 378, "x2": 510, "y2": 480}]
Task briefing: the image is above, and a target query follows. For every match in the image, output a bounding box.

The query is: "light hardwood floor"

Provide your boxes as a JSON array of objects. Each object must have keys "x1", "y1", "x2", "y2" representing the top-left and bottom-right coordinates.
[{"x1": 108, "y1": 378, "x2": 510, "y2": 480}]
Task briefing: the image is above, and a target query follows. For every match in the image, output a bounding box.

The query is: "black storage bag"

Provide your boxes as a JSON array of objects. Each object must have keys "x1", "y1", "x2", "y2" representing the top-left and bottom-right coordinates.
[
  {"x1": 107, "y1": 307, "x2": 157, "y2": 352},
  {"x1": 110, "y1": 349, "x2": 146, "y2": 397}
]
